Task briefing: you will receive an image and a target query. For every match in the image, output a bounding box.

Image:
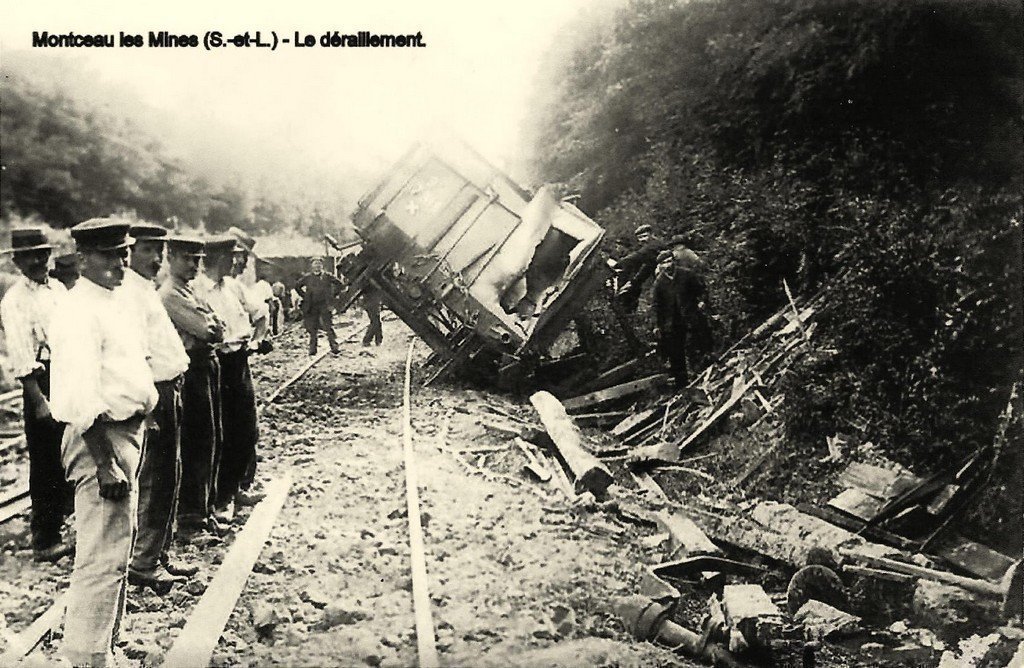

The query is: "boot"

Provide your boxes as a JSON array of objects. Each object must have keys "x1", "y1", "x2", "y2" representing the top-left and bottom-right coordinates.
[
  {"x1": 162, "y1": 555, "x2": 200, "y2": 578},
  {"x1": 128, "y1": 565, "x2": 184, "y2": 595},
  {"x1": 235, "y1": 490, "x2": 265, "y2": 507},
  {"x1": 33, "y1": 541, "x2": 74, "y2": 563}
]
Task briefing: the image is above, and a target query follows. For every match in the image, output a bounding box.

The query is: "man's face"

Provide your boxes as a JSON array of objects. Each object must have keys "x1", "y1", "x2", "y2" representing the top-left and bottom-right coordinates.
[
  {"x1": 130, "y1": 239, "x2": 164, "y2": 279},
  {"x1": 12, "y1": 249, "x2": 51, "y2": 284},
  {"x1": 207, "y1": 252, "x2": 234, "y2": 278},
  {"x1": 168, "y1": 250, "x2": 201, "y2": 282},
  {"x1": 231, "y1": 250, "x2": 248, "y2": 276},
  {"x1": 637, "y1": 231, "x2": 651, "y2": 244},
  {"x1": 80, "y1": 247, "x2": 128, "y2": 289},
  {"x1": 311, "y1": 259, "x2": 324, "y2": 274},
  {"x1": 656, "y1": 257, "x2": 675, "y2": 276}
]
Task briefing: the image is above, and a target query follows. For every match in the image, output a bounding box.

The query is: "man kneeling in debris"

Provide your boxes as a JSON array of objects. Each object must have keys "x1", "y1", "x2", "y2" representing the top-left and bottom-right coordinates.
[{"x1": 653, "y1": 241, "x2": 713, "y2": 385}]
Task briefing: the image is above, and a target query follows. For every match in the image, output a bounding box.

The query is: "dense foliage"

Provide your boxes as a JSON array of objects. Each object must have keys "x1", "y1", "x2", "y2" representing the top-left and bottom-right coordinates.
[
  {"x1": 527, "y1": 0, "x2": 1022, "y2": 543},
  {"x1": 0, "y1": 62, "x2": 353, "y2": 237}
]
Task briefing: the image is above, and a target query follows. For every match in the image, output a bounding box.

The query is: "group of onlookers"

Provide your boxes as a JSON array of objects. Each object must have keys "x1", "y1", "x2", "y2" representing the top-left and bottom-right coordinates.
[{"x1": 0, "y1": 220, "x2": 271, "y2": 666}]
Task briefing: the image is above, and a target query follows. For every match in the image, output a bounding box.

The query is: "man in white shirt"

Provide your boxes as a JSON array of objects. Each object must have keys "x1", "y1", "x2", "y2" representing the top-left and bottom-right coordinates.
[
  {"x1": 198, "y1": 237, "x2": 262, "y2": 523},
  {"x1": 123, "y1": 223, "x2": 196, "y2": 594},
  {"x1": 0, "y1": 228, "x2": 74, "y2": 562},
  {"x1": 49, "y1": 218, "x2": 158, "y2": 667}
]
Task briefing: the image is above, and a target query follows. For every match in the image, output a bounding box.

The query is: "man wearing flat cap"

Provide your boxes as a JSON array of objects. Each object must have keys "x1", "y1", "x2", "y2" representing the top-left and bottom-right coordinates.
[
  {"x1": 612, "y1": 223, "x2": 667, "y2": 313},
  {"x1": 652, "y1": 243, "x2": 711, "y2": 385},
  {"x1": 160, "y1": 235, "x2": 226, "y2": 538},
  {"x1": 198, "y1": 236, "x2": 262, "y2": 524},
  {"x1": 0, "y1": 228, "x2": 74, "y2": 562},
  {"x1": 48, "y1": 218, "x2": 158, "y2": 666},
  {"x1": 122, "y1": 223, "x2": 195, "y2": 593}
]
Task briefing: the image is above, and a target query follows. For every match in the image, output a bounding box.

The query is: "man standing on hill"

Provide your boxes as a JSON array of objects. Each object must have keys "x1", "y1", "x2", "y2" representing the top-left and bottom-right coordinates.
[
  {"x1": 652, "y1": 243, "x2": 711, "y2": 386},
  {"x1": 122, "y1": 223, "x2": 195, "y2": 593},
  {"x1": 0, "y1": 228, "x2": 74, "y2": 562},
  {"x1": 49, "y1": 219, "x2": 158, "y2": 666},
  {"x1": 296, "y1": 257, "x2": 344, "y2": 355},
  {"x1": 612, "y1": 224, "x2": 666, "y2": 312}
]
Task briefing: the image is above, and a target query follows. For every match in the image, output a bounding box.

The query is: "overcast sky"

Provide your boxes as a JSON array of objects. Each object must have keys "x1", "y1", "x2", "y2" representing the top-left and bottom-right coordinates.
[{"x1": 0, "y1": 0, "x2": 604, "y2": 175}]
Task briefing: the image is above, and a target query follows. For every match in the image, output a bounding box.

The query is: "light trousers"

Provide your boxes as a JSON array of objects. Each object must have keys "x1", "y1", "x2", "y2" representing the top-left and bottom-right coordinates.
[{"x1": 61, "y1": 416, "x2": 144, "y2": 667}]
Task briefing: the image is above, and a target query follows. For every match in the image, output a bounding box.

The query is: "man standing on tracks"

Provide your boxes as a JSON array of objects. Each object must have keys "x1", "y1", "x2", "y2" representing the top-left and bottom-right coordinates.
[
  {"x1": 361, "y1": 285, "x2": 384, "y2": 347},
  {"x1": 0, "y1": 228, "x2": 74, "y2": 563},
  {"x1": 200, "y1": 237, "x2": 262, "y2": 524},
  {"x1": 160, "y1": 236, "x2": 226, "y2": 538},
  {"x1": 652, "y1": 239, "x2": 712, "y2": 385},
  {"x1": 122, "y1": 223, "x2": 195, "y2": 593},
  {"x1": 296, "y1": 257, "x2": 344, "y2": 355},
  {"x1": 49, "y1": 219, "x2": 158, "y2": 666}
]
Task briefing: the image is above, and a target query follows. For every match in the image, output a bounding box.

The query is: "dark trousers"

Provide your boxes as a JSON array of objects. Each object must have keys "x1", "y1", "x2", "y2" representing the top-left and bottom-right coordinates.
[
  {"x1": 659, "y1": 326, "x2": 689, "y2": 385},
  {"x1": 131, "y1": 376, "x2": 182, "y2": 572},
  {"x1": 24, "y1": 367, "x2": 71, "y2": 550},
  {"x1": 177, "y1": 352, "x2": 221, "y2": 522},
  {"x1": 362, "y1": 302, "x2": 383, "y2": 345},
  {"x1": 215, "y1": 350, "x2": 258, "y2": 508},
  {"x1": 304, "y1": 307, "x2": 338, "y2": 353}
]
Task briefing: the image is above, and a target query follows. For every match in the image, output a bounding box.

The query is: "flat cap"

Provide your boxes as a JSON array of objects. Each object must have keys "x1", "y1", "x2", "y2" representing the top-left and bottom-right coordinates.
[
  {"x1": 204, "y1": 235, "x2": 241, "y2": 255},
  {"x1": 1, "y1": 228, "x2": 53, "y2": 254},
  {"x1": 634, "y1": 224, "x2": 653, "y2": 235},
  {"x1": 53, "y1": 252, "x2": 80, "y2": 269},
  {"x1": 656, "y1": 249, "x2": 675, "y2": 263},
  {"x1": 71, "y1": 218, "x2": 133, "y2": 251},
  {"x1": 166, "y1": 235, "x2": 206, "y2": 257},
  {"x1": 129, "y1": 222, "x2": 169, "y2": 241}
]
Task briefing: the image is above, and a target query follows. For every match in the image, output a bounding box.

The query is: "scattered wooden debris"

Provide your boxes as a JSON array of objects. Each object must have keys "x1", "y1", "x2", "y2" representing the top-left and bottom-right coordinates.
[
  {"x1": 530, "y1": 391, "x2": 614, "y2": 497},
  {"x1": 562, "y1": 374, "x2": 670, "y2": 414}
]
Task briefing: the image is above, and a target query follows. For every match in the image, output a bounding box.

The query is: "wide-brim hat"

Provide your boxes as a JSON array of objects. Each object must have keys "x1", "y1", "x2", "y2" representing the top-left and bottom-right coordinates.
[
  {"x1": 1, "y1": 227, "x2": 54, "y2": 254},
  {"x1": 71, "y1": 219, "x2": 133, "y2": 251},
  {"x1": 227, "y1": 226, "x2": 256, "y2": 253}
]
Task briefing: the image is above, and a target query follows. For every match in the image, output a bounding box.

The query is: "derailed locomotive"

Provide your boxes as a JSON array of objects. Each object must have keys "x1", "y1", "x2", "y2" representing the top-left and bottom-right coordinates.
[{"x1": 335, "y1": 140, "x2": 607, "y2": 386}]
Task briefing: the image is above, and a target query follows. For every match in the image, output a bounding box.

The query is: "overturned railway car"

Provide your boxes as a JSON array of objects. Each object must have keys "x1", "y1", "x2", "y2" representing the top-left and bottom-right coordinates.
[{"x1": 337, "y1": 141, "x2": 606, "y2": 385}]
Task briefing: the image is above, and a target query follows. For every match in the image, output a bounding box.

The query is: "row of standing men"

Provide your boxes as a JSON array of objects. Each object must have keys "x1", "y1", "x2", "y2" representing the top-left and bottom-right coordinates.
[{"x1": 0, "y1": 219, "x2": 271, "y2": 666}]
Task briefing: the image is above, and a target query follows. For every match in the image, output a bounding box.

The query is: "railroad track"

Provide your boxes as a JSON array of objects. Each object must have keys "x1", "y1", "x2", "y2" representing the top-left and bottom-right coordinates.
[{"x1": 0, "y1": 328, "x2": 356, "y2": 662}]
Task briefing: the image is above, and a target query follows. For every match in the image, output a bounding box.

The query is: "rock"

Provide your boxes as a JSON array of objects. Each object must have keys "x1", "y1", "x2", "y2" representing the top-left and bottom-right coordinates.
[
  {"x1": 321, "y1": 600, "x2": 370, "y2": 629},
  {"x1": 250, "y1": 602, "x2": 281, "y2": 639},
  {"x1": 551, "y1": 605, "x2": 577, "y2": 638},
  {"x1": 794, "y1": 600, "x2": 862, "y2": 640},
  {"x1": 912, "y1": 580, "x2": 999, "y2": 639},
  {"x1": 889, "y1": 620, "x2": 909, "y2": 634},
  {"x1": 185, "y1": 580, "x2": 207, "y2": 596},
  {"x1": 299, "y1": 587, "x2": 330, "y2": 609},
  {"x1": 937, "y1": 633, "x2": 1001, "y2": 668}
]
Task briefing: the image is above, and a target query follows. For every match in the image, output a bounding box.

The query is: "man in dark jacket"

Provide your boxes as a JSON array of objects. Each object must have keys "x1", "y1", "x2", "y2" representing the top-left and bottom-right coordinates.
[
  {"x1": 652, "y1": 246, "x2": 712, "y2": 385},
  {"x1": 612, "y1": 224, "x2": 666, "y2": 312},
  {"x1": 296, "y1": 258, "x2": 344, "y2": 355}
]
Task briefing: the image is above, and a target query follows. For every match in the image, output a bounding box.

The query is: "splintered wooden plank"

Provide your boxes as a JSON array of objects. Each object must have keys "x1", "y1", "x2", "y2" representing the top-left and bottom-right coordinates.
[
  {"x1": 562, "y1": 374, "x2": 670, "y2": 413},
  {"x1": 935, "y1": 535, "x2": 1016, "y2": 582},
  {"x1": 163, "y1": 474, "x2": 292, "y2": 668},
  {"x1": 611, "y1": 408, "x2": 659, "y2": 437},
  {"x1": 0, "y1": 594, "x2": 67, "y2": 660},
  {"x1": 827, "y1": 488, "x2": 885, "y2": 522},
  {"x1": 836, "y1": 463, "x2": 921, "y2": 499}
]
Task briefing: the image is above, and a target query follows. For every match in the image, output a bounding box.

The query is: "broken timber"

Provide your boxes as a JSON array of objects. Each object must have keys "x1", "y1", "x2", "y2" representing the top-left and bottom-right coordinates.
[
  {"x1": 0, "y1": 594, "x2": 67, "y2": 661},
  {"x1": 530, "y1": 391, "x2": 614, "y2": 497},
  {"x1": 562, "y1": 374, "x2": 670, "y2": 414}
]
